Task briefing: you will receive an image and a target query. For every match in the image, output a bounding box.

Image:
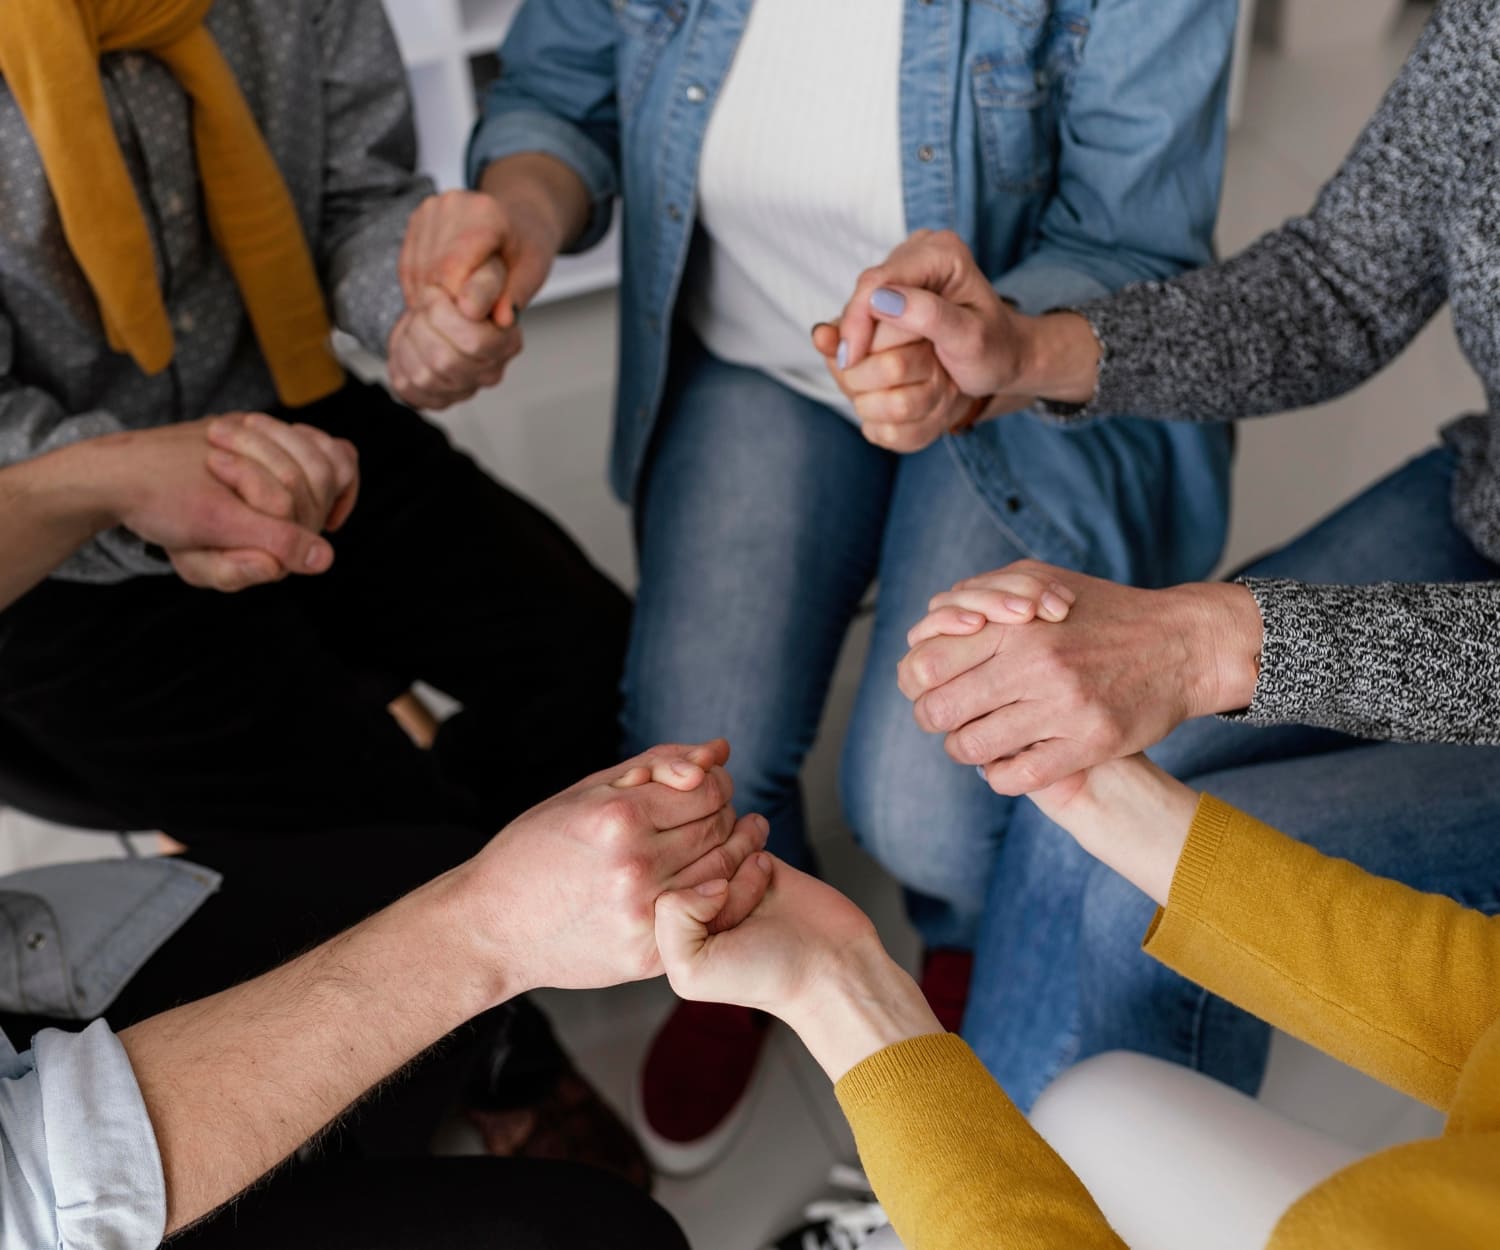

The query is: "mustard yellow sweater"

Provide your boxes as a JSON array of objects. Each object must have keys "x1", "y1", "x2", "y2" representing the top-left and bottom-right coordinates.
[{"x1": 836, "y1": 795, "x2": 1500, "y2": 1248}]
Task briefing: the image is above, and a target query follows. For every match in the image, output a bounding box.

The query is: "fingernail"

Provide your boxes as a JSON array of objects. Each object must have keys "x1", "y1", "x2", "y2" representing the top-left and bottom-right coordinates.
[
  {"x1": 754, "y1": 814, "x2": 770, "y2": 835},
  {"x1": 695, "y1": 879, "x2": 728, "y2": 897},
  {"x1": 836, "y1": 339, "x2": 850, "y2": 370},
  {"x1": 870, "y1": 288, "x2": 906, "y2": 316},
  {"x1": 755, "y1": 853, "x2": 773, "y2": 871},
  {"x1": 306, "y1": 543, "x2": 331, "y2": 571},
  {"x1": 1051, "y1": 583, "x2": 1078, "y2": 605},
  {"x1": 668, "y1": 759, "x2": 698, "y2": 779},
  {"x1": 1042, "y1": 592, "x2": 1070, "y2": 618},
  {"x1": 1003, "y1": 595, "x2": 1033, "y2": 615},
  {"x1": 958, "y1": 611, "x2": 984, "y2": 627}
]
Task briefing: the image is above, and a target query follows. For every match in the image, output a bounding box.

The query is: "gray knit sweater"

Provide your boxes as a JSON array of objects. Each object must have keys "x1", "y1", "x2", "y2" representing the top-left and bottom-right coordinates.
[{"x1": 1066, "y1": 0, "x2": 1500, "y2": 747}]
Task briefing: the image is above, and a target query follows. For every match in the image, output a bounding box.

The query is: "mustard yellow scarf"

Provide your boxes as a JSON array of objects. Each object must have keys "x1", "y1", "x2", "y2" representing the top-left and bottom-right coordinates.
[{"x1": 0, "y1": 0, "x2": 343, "y2": 406}]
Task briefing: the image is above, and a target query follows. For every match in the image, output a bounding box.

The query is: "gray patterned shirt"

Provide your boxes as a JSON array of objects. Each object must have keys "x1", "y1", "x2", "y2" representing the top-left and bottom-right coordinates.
[
  {"x1": 0, "y1": 0, "x2": 432, "y2": 582},
  {"x1": 1065, "y1": 0, "x2": 1500, "y2": 746}
]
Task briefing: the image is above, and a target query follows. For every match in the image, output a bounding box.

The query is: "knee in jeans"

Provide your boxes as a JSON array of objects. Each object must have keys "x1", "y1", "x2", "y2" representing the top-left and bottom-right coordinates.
[{"x1": 840, "y1": 756, "x2": 967, "y2": 892}]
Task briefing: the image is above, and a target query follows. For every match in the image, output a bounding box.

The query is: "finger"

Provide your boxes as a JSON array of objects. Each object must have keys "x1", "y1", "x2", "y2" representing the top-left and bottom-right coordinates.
[
  {"x1": 614, "y1": 763, "x2": 734, "y2": 834},
  {"x1": 206, "y1": 497, "x2": 338, "y2": 576},
  {"x1": 811, "y1": 322, "x2": 841, "y2": 361},
  {"x1": 955, "y1": 560, "x2": 1074, "y2": 598},
  {"x1": 943, "y1": 701, "x2": 1053, "y2": 769},
  {"x1": 862, "y1": 420, "x2": 944, "y2": 455},
  {"x1": 837, "y1": 232, "x2": 948, "y2": 367},
  {"x1": 667, "y1": 812, "x2": 771, "y2": 895},
  {"x1": 495, "y1": 244, "x2": 552, "y2": 329},
  {"x1": 898, "y1": 631, "x2": 1000, "y2": 702},
  {"x1": 930, "y1": 581, "x2": 1075, "y2": 625},
  {"x1": 653, "y1": 803, "x2": 738, "y2": 882},
  {"x1": 707, "y1": 847, "x2": 774, "y2": 935},
  {"x1": 982, "y1": 738, "x2": 1096, "y2": 798},
  {"x1": 323, "y1": 440, "x2": 361, "y2": 531},
  {"x1": 402, "y1": 309, "x2": 481, "y2": 406},
  {"x1": 244, "y1": 416, "x2": 341, "y2": 519},
  {"x1": 852, "y1": 379, "x2": 948, "y2": 427},
  {"x1": 906, "y1": 606, "x2": 991, "y2": 647},
  {"x1": 654, "y1": 880, "x2": 730, "y2": 980},
  {"x1": 423, "y1": 286, "x2": 519, "y2": 365},
  {"x1": 458, "y1": 258, "x2": 508, "y2": 321},
  {"x1": 207, "y1": 417, "x2": 318, "y2": 520},
  {"x1": 840, "y1": 341, "x2": 937, "y2": 397},
  {"x1": 170, "y1": 549, "x2": 286, "y2": 593},
  {"x1": 205, "y1": 451, "x2": 297, "y2": 521}
]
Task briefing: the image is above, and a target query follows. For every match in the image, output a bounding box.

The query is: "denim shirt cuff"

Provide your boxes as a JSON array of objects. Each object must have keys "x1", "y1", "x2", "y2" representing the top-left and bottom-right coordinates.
[
  {"x1": 35, "y1": 1022, "x2": 166, "y2": 1250},
  {"x1": 466, "y1": 109, "x2": 619, "y2": 253},
  {"x1": 992, "y1": 258, "x2": 1113, "y2": 318}
]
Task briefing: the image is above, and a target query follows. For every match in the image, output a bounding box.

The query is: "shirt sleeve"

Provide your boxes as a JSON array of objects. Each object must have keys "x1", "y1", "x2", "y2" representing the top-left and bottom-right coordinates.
[
  {"x1": 992, "y1": 0, "x2": 1236, "y2": 315},
  {"x1": 0, "y1": 314, "x2": 167, "y2": 584},
  {"x1": 0, "y1": 1022, "x2": 165, "y2": 1250},
  {"x1": 466, "y1": 0, "x2": 622, "y2": 252},
  {"x1": 1146, "y1": 795, "x2": 1500, "y2": 1113},
  {"x1": 312, "y1": 0, "x2": 437, "y2": 358},
  {"x1": 835, "y1": 1034, "x2": 1125, "y2": 1250},
  {"x1": 1227, "y1": 578, "x2": 1500, "y2": 746},
  {"x1": 1061, "y1": 3, "x2": 1475, "y2": 425}
]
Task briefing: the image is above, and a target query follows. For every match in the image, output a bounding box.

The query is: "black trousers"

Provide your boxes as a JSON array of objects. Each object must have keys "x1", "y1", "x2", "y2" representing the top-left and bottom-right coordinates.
[{"x1": 0, "y1": 381, "x2": 631, "y2": 842}]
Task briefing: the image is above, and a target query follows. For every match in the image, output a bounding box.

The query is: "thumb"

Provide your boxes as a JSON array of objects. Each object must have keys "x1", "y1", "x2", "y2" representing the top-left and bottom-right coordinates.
[
  {"x1": 494, "y1": 246, "x2": 552, "y2": 329},
  {"x1": 222, "y1": 504, "x2": 336, "y2": 576},
  {"x1": 868, "y1": 285, "x2": 979, "y2": 357},
  {"x1": 654, "y1": 880, "x2": 729, "y2": 976},
  {"x1": 458, "y1": 258, "x2": 508, "y2": 321}
]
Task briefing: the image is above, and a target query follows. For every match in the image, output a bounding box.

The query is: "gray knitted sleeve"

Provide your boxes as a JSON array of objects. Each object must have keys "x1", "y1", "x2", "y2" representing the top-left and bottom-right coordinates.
[{"x1": 1230, "y1": 579, "x2": 1500, "y2": 745}]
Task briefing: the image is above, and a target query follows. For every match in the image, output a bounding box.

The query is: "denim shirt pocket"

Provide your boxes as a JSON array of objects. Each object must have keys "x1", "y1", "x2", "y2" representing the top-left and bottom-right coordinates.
[
  {"x1": 971, "y1": 15, "x2": 1087, "y2": 194},
  {"x1": 614, "y1": 0, "x2": 688, "y2": 116}
]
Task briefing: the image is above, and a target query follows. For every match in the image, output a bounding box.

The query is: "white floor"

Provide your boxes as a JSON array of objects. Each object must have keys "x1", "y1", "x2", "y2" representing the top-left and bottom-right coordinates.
[{"x1": 0, "y1": 6, "x2": 1466, "y2": 1246}]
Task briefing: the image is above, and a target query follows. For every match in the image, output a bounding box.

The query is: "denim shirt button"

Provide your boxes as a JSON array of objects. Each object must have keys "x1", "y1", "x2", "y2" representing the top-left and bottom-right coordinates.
[
  {"x1": 667, "y1": 203, "x2": 684, "y2": 221},
  {"x1": 685, "y1": 83, "x2": 707, "y2": 104},
  {"x1": 24, "y1": 932, "x2": 46, "y2": 952},
  {"x1": 917, "y1": 144, "x2": 937, "y2": 163}
]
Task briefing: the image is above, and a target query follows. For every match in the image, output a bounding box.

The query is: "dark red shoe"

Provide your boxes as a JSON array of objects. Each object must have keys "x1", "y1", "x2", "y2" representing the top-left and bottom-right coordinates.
[
  {"x1": 920, "y1": 948, "x2": 975, "y2": 1034},
  {"x1": 633, "y1": 1001, "x2": 773, "y2": 1176}
]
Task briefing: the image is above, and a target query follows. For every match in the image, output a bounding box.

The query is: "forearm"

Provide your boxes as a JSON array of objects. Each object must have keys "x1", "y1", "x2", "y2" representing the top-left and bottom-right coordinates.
[
  {"x1": 479, "y1": 152, "x2": 593, "y2": 257},
  {"x1": 0, "y1": 444, "x2": 116, "y2": 609},
  {"x1": 1147, "y1": 796, "x2": 1500, "y2": 1111},
  {"x1": 120, "y1": 864, "x2": 507, "y2": 1235}
]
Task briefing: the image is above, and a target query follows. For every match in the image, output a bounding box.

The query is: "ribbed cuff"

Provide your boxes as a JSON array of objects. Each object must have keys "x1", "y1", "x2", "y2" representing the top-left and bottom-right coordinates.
[
  {"x1": 1141, "y1": 792, "x2": 1233, "y2": 948},
  {"x1": 835, "y1": 1033, "x2": 972, "y2": 1114}
]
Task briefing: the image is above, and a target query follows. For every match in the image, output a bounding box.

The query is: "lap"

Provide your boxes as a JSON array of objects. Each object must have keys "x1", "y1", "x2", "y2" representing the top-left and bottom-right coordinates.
[{"x1": 623, "y1": 345, "x2": 895, "y2": 808}]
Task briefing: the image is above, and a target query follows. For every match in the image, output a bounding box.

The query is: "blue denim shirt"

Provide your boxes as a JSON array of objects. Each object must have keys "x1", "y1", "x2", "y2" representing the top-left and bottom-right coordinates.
[
  {"x1": 471, "y1": 0, "x2": 1238, "y2": 514},
  {"x1": 0, "y1": 858, "x2": 218, "y2": 1249}
]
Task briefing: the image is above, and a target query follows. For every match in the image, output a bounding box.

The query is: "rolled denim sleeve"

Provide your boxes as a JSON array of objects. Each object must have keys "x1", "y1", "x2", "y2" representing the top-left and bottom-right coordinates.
[
  {"x1": 0, "y1": 1022, "x2": 165, "y2": 1250},
  {"x1": 467, "y1": 0, "x2": 622, "y2": 252},
  {"x1": 994, "y1": 0, "x2": 1238, "y2": 314}
]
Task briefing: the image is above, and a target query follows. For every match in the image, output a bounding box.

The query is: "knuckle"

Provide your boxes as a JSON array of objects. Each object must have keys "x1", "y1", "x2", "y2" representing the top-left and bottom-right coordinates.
[
  {"x1": 950, "y1": 727, "x2": 989, "y2": 766},
  {"x1": 594, "y1": 796, "x2": 640, "y2": 845}
]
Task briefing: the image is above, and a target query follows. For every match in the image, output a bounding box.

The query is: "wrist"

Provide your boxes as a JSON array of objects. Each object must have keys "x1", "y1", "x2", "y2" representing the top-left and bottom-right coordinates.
[
  {"x1": 24, "y1": 439, "x2": 121, "y2": 537},
  {"x1": 479, "y1": 154, "x2": 584, "y2": 258},
  {"x1": 1061, "y1": 757, "x2": 1200, "y2": 906},
  {"x1": 782, "y1": 939, "x2": 943, "y2": 1083},
  {"x1": 1177, "y1": 582, "x2": 1263, "y2": 718},
  {"x1": 1018, "y1": 312, "x2": 1102, "y2": 405},
  {"x1": 405, "y1": 861, "x2": 524, "y2": 1018}
]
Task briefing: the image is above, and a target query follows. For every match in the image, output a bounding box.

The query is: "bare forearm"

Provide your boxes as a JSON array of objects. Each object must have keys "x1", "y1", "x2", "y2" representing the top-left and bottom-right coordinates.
[
  {"x1": 479, "y1": 152, "x2": 592, "y2": 255},
  {"x1": 0, "y1": 444, "x2": 114, "y2": 609},
  {"x1": 785, "y1": 945, "x2": 943, "y2": 1083},
  {"x1": 121, "y1": 866, "x2": 507, "y2": 1235}
]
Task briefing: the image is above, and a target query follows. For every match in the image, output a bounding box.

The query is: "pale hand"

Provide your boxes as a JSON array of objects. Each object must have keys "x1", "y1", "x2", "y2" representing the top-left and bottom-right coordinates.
[
  {"x1": 463, "y1": 740, "x2": 772, "y2": 995},
  {"x1": 899, "y1": 560, "x2": 1263, "y2": 796},
  {"x1": 656, "y1": 856, "x2": 941, "y2": 1081},
  {"x1": 387, "y1": 262, "x2": 524, "y2": 411},
  {"x1": 87, "y1": 418, "x2": 354, "y2": 593}
]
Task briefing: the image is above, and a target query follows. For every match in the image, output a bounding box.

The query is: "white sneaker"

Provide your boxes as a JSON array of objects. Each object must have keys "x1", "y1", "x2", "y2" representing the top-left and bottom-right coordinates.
[{"x1": 764, "y1": 1166, "x2": 893, "y2": 1250}]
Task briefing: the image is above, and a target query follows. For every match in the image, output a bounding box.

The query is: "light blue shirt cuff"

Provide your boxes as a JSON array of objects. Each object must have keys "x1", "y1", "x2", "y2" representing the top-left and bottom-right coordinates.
[
  {"x1": 993, "y1": 257, "x2": 1114, "y2": 317},
  {"x1": 0, "y1": 1022, "x2": 165, "y2": 1250},
  {"x1": 466, "y1": 109, "x2": 619, "y2": 253}
]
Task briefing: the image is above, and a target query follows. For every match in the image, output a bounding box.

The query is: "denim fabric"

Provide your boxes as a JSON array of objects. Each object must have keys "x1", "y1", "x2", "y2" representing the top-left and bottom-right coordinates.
[
  {"x1": 470, "y1": 0, "x2": 1239, "y2": 506},
  {"x1": 966, "y1": 446, "x2": 1500, "y2": 1109},
  {"x1": 622, "y1": 342, "x2": 1231, "y2": 944}
]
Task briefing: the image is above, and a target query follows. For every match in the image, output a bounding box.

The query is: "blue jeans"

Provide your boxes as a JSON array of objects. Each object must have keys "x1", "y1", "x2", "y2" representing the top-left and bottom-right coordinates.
[
  {"x1": 965, "y1": 446, "x2": 1500, "y2": 1109},
  {"x1": 622, "y1": 342, "x2": 1230, "y2": 948}
]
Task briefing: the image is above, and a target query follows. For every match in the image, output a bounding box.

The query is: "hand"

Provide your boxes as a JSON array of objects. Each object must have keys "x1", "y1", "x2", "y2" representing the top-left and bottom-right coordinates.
[
  {"x1": 399, "y1": 183, "x2": 566, "y2": 331},
  {"x1": 898, "y1": 560, "x2": 1263, "y2": 796},
  {"x1": 86, "y1": 419, "x2": 349, "y2": 592},
  {"x1": 1027, "y1": 755, "x2": 1202, "y2": 907},
  {"x1": 387, "y1": 265, "x2": 524, "y2": 411},
  {"x1": 835, "y1": 230, "x2": 1102, "y2": 409},
  {"x1": 202, "y1": 412, "x2": 359, "y2": 534},
  {"x1": 810, "y1": 318, "x2": 981, "y2": 454},
  {"x1": 463, "y1": 740, "x2": 773, "y2": 995},
  {"x1": 656, "y1": 856, "x2": 941, "y2": 1081}
]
